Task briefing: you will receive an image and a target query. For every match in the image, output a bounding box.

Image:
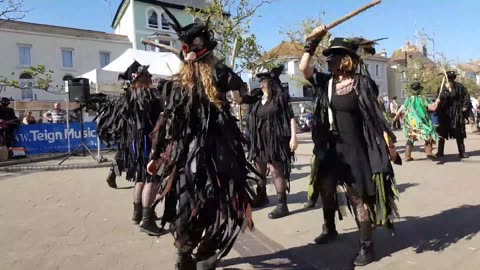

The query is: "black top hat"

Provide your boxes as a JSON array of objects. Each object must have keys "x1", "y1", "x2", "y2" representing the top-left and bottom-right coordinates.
[
  {"x1": 118, "y1": 61, "x2": 151, "y2": 82},
  {"x1": 159, "y1": 6, "x2": 217, "y2": 62},
  {"x1": 446, "y1": 71, "x2": 457, "y2": 79},
  {"x1": 410, "y1": 81, "x2": 423, "y2": 91},
  {"x1": 1, "y1": 97, "x2": 11, "y2": 104},
  {"x1": 256, "y1": 65, "x2": 284, "y2": 80},
  {"x1": 322, "y1": 37, "x2": 360, "y2": 58}
]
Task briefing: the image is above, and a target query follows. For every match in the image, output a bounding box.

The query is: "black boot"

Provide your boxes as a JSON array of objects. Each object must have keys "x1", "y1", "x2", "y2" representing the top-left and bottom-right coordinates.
[
  {"x1": 437, "y1": 139, "x2": 445, "y2": 157},
  {"x1": 353, "y1": 221, "x2": 375, "y2": 266},
  {"x1": 139, "y1": 207, "x2": 167, "y2": 236},
  {"x1": 176, "y1": 251, "x2": 196, "y2": 270},
  {"x1": 457, "y1": 139, "x2": 469, "y2": 158},
  {"x1": 132, "y1": 202, "x2": 142, "y2": 224},
  {"x1": 268, "y1": 193, "x2": 289, "y2": 219},
  {"x1": 304, "y1": 194, "x2": 318, "y2": 209},
  {"x1": 314, "y1": 211, "x2": 338, "y2": 244},
  {"x1": 106, "y1": 168, "x2": 117, "y2": 189},
  {"x1": 251, "y1": 185, "x2": 269, "y2": 208},
  {"x1": 353, "y1": 241, "x2": 375, "y2": 266}
]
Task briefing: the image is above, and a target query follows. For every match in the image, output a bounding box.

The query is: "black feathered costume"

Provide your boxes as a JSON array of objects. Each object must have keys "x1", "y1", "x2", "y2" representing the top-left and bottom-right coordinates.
[
  {"x1": 242, "y1": 66, "x2": 295, "y2": 184},
  {"x1": 96, "y1": 62, "x2": 161, "y2": 183},
  {"x1": 149, "y1": 7, "x2": 257, "y2": 270},
  {"x1": 436, "y1": 71, "x2": 471, "y2": 158}
]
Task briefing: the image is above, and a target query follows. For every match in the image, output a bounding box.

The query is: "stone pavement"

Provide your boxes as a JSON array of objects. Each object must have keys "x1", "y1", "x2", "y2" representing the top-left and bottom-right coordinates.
[{"x1": 1, "y1": 130, "x2": 480, "y2": 270}]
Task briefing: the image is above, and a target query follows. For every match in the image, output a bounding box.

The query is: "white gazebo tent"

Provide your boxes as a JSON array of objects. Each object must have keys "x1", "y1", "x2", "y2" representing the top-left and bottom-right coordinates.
[
  {"x1": 81, "y1": 48, "x2": 182, "y2": 93},
  {"x1": 80, "y1": 49, "x2": 181, "y2": 159}
]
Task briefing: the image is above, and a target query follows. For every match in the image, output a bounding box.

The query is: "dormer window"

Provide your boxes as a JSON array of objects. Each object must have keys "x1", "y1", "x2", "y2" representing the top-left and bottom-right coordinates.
[
  {"x1": 148, "y1": 9, "x2": 158, "y2": 29},
  {"x1": 161, "y1": 13, "x2": 171, "y2": 30}
]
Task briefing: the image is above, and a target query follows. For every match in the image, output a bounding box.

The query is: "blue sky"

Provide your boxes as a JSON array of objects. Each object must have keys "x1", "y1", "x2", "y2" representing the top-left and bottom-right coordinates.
[{"x1": 20, "y1": 0, "x2": 479, "y2": 63}]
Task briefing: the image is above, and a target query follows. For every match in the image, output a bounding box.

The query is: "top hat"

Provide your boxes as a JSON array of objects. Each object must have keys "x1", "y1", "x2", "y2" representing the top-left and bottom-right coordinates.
[
  {"x1": 322, "y1": 37, "x2": 360, "y2": 58},
  {"x1": 410, "y1": 81, "x2": 423, "y2": 91},
  {"x1": 256, "y1": 65, "x2": 285, "y2": 80},
  {"x1": 118, "y1": 61, "x2": 151, "y2": 82},
  {"x1": 446, "y1": 71, "x2": 457, "y2": 79},
  {"x1": 1, "y1": 97, "x2": 11, "y2": 105}
]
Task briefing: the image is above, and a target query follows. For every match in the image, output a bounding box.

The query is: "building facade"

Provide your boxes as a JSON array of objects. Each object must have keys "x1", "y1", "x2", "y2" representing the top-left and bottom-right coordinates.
[
  {"x1": 0, "y1": 20, "x2": 131, "y2": 101},
  {"x1": 112, "y1": 0, "x2": 208, "y2": 52}
]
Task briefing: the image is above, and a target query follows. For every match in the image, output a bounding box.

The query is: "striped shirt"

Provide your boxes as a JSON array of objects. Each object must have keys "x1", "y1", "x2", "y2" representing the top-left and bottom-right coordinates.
[{"x1": 47, "y1": 109, "x2": 67, "y2": 123}]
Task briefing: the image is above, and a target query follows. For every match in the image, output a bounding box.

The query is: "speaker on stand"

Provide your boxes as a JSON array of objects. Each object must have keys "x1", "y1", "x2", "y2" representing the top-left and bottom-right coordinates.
[{"x1": 59, "y1": 78, "x2": 99, "y2": 165}]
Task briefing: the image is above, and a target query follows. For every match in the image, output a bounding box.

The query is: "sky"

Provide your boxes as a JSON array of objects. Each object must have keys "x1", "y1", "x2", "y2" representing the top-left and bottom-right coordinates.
[{"x1": 17, "y1": 0, "x2": 480, "y2": 64}]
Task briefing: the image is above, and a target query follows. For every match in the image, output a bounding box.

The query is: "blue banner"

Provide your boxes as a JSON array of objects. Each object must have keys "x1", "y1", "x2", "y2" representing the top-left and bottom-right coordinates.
[{"x1": 13, "y1": 122, "x2": 105, "y2": 155}]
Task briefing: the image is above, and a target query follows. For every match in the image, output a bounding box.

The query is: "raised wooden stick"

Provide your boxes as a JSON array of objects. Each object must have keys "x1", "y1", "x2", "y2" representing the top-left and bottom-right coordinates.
[
  {"x1": 141, "y1": 39, "x2": 180, "y2": 54},
  {"x1": 306, "y1": 0, "x2": 382, "y2": 41},
  {"x1": 438, "y1": 75, "x2": 446, "y2": 99}
]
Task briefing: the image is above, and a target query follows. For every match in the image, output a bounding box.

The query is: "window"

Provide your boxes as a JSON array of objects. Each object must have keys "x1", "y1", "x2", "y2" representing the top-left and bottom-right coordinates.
[
  {"x1": 375, "y1": 64, "x2": 379, "y2": 77},
  {"x1": 161, "y1": 13, "x2": 171, "y2": 30},
  {"x1": 18, "y1": 45, "x2": 31, "y2": 66},
  {"x1": 100, "y1": 52, "x2": 110, "y2": 68},
  {"x1": 19, "y1": 72, "x2": 33, "y2": 89},
  {"x1": 148, "y1": 9, "x2": 159, "y2": 28},
  {"x1": 146, "y1": 39, "x2": 172, "y2": 52},
  {"x1": 63, "y1": 75, "x2": 74, "y2": 81},
  {"x1": 401, "y1": 89, "x2": 407, "y2": 99},
  {"x1": 62, "y1": 49, "x2": 74, "y2": 68}
]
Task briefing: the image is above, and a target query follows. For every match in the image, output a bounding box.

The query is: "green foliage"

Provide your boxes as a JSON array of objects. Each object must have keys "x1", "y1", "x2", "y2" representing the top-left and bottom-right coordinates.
[
  {"x1": 280, "y1": 16, "x2": 331, "y2": 86},
  {"x1": 0, "y1": 65, "x2": 55, "y2": 91},
  {"x1": 186, "y1": 0, "x2": 272, "y2": 72}
]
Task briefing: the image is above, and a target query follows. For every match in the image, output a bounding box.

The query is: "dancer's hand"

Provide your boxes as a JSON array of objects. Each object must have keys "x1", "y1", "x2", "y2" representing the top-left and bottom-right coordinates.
[
  {"x1": 147, "y1": 159, "x2": 161, "y2": 175},
  {"x1": 290, "y1": 136, "x2": 298, "y2": 152},
  {"x1": 307, "y1": 24, "x2": 328, "y2": 42}
]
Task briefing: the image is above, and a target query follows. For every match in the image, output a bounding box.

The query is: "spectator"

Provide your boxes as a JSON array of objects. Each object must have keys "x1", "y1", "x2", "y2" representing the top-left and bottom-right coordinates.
[
  {"x1": 43, "y1": 103, "x2": 67, "y2": 123},
  {"x1": 390, "y1": 96, "x2": 401, "y2": 129},
  {"x1": 22, "y1": 111, "x2": 36, "y2": 125},
  {"x1": 470, "y1": 96, "x2": 478, "y2": 123},
  {"x1": 0, "y1": 97, "x2": 20, "y2": 147}
]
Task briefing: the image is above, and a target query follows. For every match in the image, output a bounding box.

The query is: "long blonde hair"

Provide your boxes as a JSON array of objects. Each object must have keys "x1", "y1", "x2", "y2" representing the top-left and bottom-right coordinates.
[{"x1": 180, "y1": 54, "x2": 222, "y2": 108}]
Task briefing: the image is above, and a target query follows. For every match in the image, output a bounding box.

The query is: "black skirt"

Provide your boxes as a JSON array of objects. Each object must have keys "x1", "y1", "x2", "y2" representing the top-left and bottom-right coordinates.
[{"x1": 332, "y1": 91, "x2": 374, "y2": 197}]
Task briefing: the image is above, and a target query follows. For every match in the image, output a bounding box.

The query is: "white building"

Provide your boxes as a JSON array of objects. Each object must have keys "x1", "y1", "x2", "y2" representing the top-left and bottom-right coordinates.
[
  {"x1": 247, "y1": 42, "x2": 390, "y2": 102},
  {"x1": 112, "y1": 0, "x2": 208, "y2": 52},
  {"x1": 363, "y1": 54, "x2": 389, "y2": 97},
  {"x1": 0, "y1": 20, "x2": 131, "y2": 101}
]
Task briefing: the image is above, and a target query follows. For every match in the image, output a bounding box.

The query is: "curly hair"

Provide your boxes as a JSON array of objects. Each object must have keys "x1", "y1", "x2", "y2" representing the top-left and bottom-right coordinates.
[
  {"x1": 339, "y1": 54, "x2": 359, "y2": 74},
  {"x1": 130, "y1": 74, "x2": 152, "y2": 89},
  {"x1": 180, "y1": 54, "x2": 223, "y2": 108}
]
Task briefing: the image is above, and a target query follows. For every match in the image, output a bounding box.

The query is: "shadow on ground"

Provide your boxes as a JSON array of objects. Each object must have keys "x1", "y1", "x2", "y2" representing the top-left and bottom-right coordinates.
[{"x1": 222, "y1": 204, "x2": 480, "y2": 270}]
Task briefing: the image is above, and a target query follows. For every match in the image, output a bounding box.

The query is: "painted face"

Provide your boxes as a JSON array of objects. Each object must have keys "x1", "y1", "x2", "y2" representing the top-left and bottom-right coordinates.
[
  {"x1": 182, "y1": 36, "x2": 209, "y2": 62},
  {"x1": 326, "y1": 54, "x2": 343, "y2": 73}
]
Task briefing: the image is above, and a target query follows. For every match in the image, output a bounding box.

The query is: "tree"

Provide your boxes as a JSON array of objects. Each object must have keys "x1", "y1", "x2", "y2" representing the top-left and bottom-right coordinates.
[
  {"x1": 0, "y1": 0, "x2": 26, "y2": 21},
  {"x1": 281, "y1": 16, "x2": 332, "y2": 71},
  {"x1": 186, "y1": 0, "x2": 272, "y2": 72},
  {"x1": 0, "y1": 65, "x2": 56, "y2": 92}
]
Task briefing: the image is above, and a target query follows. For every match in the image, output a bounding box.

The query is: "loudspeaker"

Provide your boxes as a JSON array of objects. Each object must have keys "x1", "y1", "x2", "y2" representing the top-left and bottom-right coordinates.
[{"x1": 68, "y1": 78, "x2": 90, "y2": 103}]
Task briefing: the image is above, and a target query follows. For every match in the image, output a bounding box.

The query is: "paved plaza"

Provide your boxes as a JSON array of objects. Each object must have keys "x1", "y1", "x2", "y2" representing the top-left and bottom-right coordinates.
[{"x1": 1, "y1": 130, "x2": 480, "y2": 270}]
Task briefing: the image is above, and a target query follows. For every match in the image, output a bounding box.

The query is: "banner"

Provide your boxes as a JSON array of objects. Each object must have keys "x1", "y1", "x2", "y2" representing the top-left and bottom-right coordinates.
[{"x1": 13, "y1": 122, "x2": 105, "y2": 155}]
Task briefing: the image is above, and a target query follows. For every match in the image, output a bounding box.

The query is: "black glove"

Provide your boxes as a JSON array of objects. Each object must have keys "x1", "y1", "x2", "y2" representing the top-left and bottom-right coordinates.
[{"x1": 304, "y1": 39, "x2": 321, "y2": 55}]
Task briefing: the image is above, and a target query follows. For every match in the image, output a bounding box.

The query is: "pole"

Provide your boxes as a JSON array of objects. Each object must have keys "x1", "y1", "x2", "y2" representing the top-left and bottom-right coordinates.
[
  {"x1": 306, "y1": 0, "x2": 382, "y2": 40},
  {"x1": 95, "y1": 77, "x2": 101, "y2": 161},
  {"x1": 66, "y1": 100, "x2": 71, "y2": 153}
]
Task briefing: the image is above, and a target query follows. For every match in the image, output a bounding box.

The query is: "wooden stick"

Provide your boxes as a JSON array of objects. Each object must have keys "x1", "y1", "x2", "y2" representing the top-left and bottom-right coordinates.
[
  {"x1": 437, "y1": 75, "x2": 446, "y2": 99},
  {"x1": 230, "y1": 38, "x2": 238, "y2": 68},
  {"x1": 306, "y1": 0, "x2": 382, "y2": 41},
  {"x1": 141, "y1": 40, "x2": 180, "y2": 54}
]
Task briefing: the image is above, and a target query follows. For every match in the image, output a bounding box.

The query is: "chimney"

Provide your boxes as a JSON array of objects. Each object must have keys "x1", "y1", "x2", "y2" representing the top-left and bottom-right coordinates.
[{"x1": 379, "y1": 48, "x2": 387, "y2": 58}]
